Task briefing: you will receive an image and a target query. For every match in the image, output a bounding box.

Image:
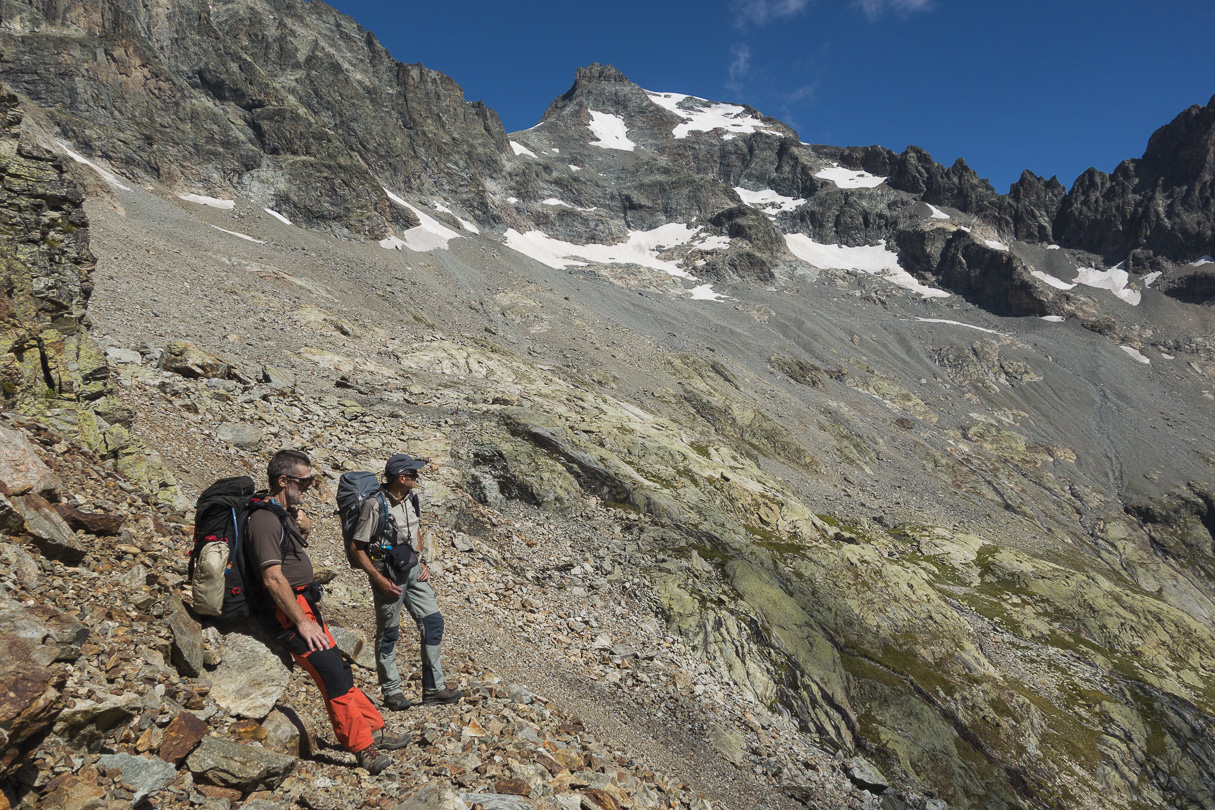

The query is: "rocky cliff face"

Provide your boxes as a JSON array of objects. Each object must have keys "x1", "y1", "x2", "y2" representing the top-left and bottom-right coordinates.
[
  {"x1": 0, "y1": 0, "x2": 511, "y2": 237},
  {"x1": 2, "y1": 3, "x2": 1215, "y2": 810},
  {"x1": 1054, "y1": 95, "x2": 1215, "y2": 264},
  {"x1": 0, "y1": 80, "x2": 175, "y2": 496}
]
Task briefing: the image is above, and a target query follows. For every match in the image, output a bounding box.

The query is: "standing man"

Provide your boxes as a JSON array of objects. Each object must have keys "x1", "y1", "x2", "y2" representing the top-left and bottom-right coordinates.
[
  {"x1": 247, "y1": 449, "x2": 409, "y2": 774},
  {"x1": 351, "y1": 453, "x2": 463, "y2": 709}
]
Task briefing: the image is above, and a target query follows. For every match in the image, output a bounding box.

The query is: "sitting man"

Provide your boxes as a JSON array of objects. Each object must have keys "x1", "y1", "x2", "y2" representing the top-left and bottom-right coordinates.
[
  {"x1": 350, "y1": 453, "x2": 463, "y2": 709},
  {"x1": 247, "y1": 448, "x2": 409, "y2": 774}
]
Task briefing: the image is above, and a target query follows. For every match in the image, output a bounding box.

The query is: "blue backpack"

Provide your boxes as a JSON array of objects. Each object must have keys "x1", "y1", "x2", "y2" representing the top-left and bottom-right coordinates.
[{"x1": 336, "y1": 471, "x2": 418, "y2": 569}]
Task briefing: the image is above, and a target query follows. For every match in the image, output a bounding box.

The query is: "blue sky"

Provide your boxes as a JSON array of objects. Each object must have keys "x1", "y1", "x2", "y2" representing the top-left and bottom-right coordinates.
[{"x1": 322, "y1": 0, "x2": 1215, "y2": 193}]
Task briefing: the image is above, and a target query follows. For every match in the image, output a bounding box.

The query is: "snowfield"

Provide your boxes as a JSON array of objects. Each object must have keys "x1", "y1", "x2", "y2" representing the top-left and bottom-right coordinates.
[
  {"x1": 178, "y1": 193, "x2": 235, "y2": 210},
  {"x1": 59, "y1": 142, "x2": 132, "y2": 191},
  {"x1": 503, "y1": 223, "x2": 728, "y2": 279},
  {"x1": 815, "y1": 166, "x2": 887, "y2": 189},
  {"x1": 784, "y1": 234, "x2": 949, "y2": 298},
  {"x1": 734, "y1": 187, "x2": 806, "y2": 216},
  {"x1": 381, "y1": 188, "x2": 463, "y2": 252},
  {"x1": 645, "y1": 91, "x2": 779, "y2": 140},
  {"x1": 588, "y1": 111, "x2": 636, "y2": 151}
]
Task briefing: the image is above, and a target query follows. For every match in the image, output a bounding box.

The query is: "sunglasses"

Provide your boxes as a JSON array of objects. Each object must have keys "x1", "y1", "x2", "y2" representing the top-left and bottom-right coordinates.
[
  {"x1": 283, "y1": 474, "x2": 315, "y2": 488},
  {"x1": 399, "y1": 470, "x2": 419, "y2": 479}
]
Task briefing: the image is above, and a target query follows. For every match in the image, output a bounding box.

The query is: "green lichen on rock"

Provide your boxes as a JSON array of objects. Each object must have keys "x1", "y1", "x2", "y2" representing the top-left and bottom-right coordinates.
[{"x1": 0, "y1": 83, "x2": 179, "y2": 503}]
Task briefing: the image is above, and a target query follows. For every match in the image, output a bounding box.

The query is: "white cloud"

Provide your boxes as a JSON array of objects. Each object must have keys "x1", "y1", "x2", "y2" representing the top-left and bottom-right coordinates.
[
  {"x1": 853, "y1": 0, "x2": 933, "y2": 21},
  {"x1": 728, "y1": 44, "x2": 752, "y2": 93},
  {"x1": 732, "y1": 0, "x2": 811, "y2": 26}
]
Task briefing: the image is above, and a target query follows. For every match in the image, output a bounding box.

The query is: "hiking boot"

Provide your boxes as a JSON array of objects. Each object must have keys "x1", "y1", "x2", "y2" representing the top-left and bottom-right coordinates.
[
  {"x1": 422, "y1": 687, "x2": 463, "y2": 705},
  {"x1": 381, "y1": 692, "x2": 413, "y2": 711},
  {"x1": 355, "y1": 746, "x2": 391, "y2": 775},
  {"x1": 372, "y1": 727, "x2": 411, "y2": 750}
]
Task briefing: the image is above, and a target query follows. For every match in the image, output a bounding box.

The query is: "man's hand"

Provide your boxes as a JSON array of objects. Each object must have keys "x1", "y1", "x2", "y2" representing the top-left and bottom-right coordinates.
[
  {"x1": 373, "y1": 572, "x2": 403, "y2": 597},
  {"x1": 417, "y1": 561, "x2": 431, "y2": 582},
  {"x1": 296, "y1": 617, "x2": 330, "y2": 652}
]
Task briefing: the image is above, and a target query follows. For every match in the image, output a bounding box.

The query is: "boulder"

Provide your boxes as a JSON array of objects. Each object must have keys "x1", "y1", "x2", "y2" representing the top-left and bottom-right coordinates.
[
  {"x1": 97, "y1": 752, "x2": 176, "y2": 804},
  {"x1": 11, "y1": 493, "x2": 84, "y2": 563},
  {"x1": 0, "y1": 493, "x2": 25, "y2": 535},
  {"x1": 0, "y1": 542, "x2": 41, "y2": 585},
  {"x1": 263, "y1": 705, "x2": 317, "y2": 759},
  {"x1": 0, "y1": 424, "x2": 62, "y2": 498},
  {"x1": 158, "y1": 711, "x2": 209, "y2": 766},
  {"x1": 262, "y1": 708, "x2": 301, "y2": 757},
  {"x1": 396, "y1": 784, "x2": 471, "y2": 810},
  {"x1": 461, "y1": 793, "x2": 533, "y2": 810},
  {"x1": 164, "y1": 341, "x2": 231, "y2": 380},
  {"x1": 0, "y1": 597, "x2": 89, "y2": 663},
  {"x1": 186, "y1": 736, "x2": 297, "y2": 791},
  {"x1": 330, "y1": 624, "x2": 375, "y2": 670},
  {"x1": 582, "y1": 790, "x2": 624, "y2": 810},
  {"x1": 260, "y1": 365, "x2": 296, "y2": 390},
  {"x1": 707, "y1": 724, "x2": 745, "y2": 768},
  {"x1": 51, "y1": 692, "x2": 138, "y2": 749},
  {"x1": 843, "y1": 756, "x2": 890, "y2": 794},
  {"x1": 209, "y1": 631, "x2": 290, "y2": 718},
  {"x1": 0, "y1": 631, "x2": 65, "y2": 778},
  {"x1": 103, "y1": 347, "x2": 142, "y2": 365},
  {"x1": 215, "y1": 422, "x2": 263, "y2": 451},
  {"x1": 53, "y1": 502, "x2": 124, "y2": 536},
  {"x1": 37, "y1": 769, "x2": 106, "y2": 809},
  {"x1": 166, "y1": 595, "x2": 204, "y2": 677}
]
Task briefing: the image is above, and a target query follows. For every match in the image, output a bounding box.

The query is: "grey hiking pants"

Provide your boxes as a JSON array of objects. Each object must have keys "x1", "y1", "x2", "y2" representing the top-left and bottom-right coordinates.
[{"x1": 372, "y1": 562, "x2": 446, "y2": 698}]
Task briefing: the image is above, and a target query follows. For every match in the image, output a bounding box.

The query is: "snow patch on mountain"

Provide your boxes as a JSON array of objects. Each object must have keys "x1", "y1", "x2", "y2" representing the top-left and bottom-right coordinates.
[
  {"x1": 784, "y1": 235, "x2": 949, "y2": 299},
  {"x1": 542, "y1": 198, "x2": 597, "y2": 212},
  {"x1": 59, "y1": 143, "x2": 132, "y2": 191},
  {"x1": 510, "y1": 141, "x2": 537, "y2": 158},
  {"x1": 210, "y1": 225, "x2": 264, "y2": 244},
  {"x1": 1192, "y1": 255, "x2": 1214, "y2": 267},
  {"x1": 645, "y1": 92, "x2": 778, "y2": 140},
  {"x1": 916, "y1": 318, "x2": 1008, "y2": 337},
  {"x1": 1121, "y1": 346, "x2": 1151, "y2": 364},
  {"x1": 1032, "y1": 270, "x2": 1076, "y2": 290},
  {"x1": 734, "y1": 187, "x2": 806, "y2": 216},
  {"x1": 503, "y1": 224, "x2": 726, "y2": 278},
  {"x1": 815, "y1": 166, "x2": 886, "y2": 189},
  {"x1": 1075, "y1": 264, "x2": 1141, "y2": 305},
  {"x1": 433, "y1": 202, "x2": 479, "y2": 233},
  {"x1": 588, "y1": 111, "x2": 635, "y2": 151},
  {"x1": 927, "y1": 204, "x2": 950, "y2": 220},
  {"x1": 264, "y1": 208, "x2": 292, "y2": 225},
  {"x1": 688, "y1": 284, "x2": 726, "y2": 301},
  {"x1": 1142, "y1": 271, "x2": 1162, "y2": 287},
  {"x1": 985, "y1": 239, "x2": 1010, "y2": 252},
  {"x1": 178, "y1": 193, "x2": 235, "y2": 209},
  {"x1": 381, "y1": 189, "x2": 462, "y2": 252}
]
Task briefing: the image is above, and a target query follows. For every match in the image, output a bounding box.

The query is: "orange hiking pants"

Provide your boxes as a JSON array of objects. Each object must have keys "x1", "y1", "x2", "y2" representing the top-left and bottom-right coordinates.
[{"x1": 272, "y1": 589, "x2": 384, "y2": 753}]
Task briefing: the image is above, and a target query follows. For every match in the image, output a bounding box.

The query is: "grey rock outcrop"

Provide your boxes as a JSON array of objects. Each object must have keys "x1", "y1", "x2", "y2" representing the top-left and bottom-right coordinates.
[
  {"x1": 97, "y1": 752, "x2": 178, "y2": 804},
  {"x1": 185, "y1": 736, "x2": 297, "y2": 791},
  {"x1": 208, "y1": 630, "x2": 291, "y2": 718},
  {"x1": 1054, "y1": 94, "x2": 1215, "y2": 268},
  {"x1": 0, "y1": 0, "x2": 509, "y2": 238}
]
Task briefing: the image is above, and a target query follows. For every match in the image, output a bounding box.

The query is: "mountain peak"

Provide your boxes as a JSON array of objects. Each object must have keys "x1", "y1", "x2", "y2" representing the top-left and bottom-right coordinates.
[{"x1": 543, "y1": 63, "x2": 656, "y2": 121}]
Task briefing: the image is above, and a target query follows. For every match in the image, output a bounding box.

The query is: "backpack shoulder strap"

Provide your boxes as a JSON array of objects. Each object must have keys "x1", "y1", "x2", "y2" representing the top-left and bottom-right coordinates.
[
  {"x1": 373, "y1": 491, "x2": 401, "y2": 545},
  {"x1": 248, "y1": 497, "x2": 302, "y2": 548}
]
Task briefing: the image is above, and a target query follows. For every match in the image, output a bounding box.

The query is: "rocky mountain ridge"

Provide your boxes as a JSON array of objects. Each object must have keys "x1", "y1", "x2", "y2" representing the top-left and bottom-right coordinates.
[
  {"x1": 1, "y1": 1, "x2": 1212, "y2": 313},
  {"x1": 1, "y1": 1, "x2": 1215, "y2": 809}
]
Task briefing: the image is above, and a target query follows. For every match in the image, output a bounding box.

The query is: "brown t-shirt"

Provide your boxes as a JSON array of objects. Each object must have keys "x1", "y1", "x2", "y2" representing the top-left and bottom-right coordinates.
[{"x1": 247, "y1": 505, "x2": 313, "y2": 588}]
